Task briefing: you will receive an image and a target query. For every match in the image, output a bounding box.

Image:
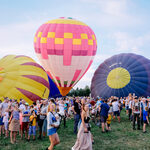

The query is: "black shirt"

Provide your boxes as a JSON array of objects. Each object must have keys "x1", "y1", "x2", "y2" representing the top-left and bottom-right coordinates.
[{"x1": 74, "y1": 102, "x2": 81, "y2": 115}]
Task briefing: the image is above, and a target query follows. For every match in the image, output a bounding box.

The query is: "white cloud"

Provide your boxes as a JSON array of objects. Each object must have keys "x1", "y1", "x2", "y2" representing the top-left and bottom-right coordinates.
[
  {"x1": 80, "y1": 0, "x2": 142, "y2": 28},
  {"x1": 109, "y1": 32, "x2": 150, "y2": 54},
  {"x1": 0, "y1": 20, "x2": 44, "y2": 62}
]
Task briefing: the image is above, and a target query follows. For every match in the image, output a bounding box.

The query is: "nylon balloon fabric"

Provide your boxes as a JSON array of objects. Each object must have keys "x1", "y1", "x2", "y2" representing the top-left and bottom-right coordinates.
[
  {"x1": 34, "y1": 17, "x2": 97, "y2": 96},
  {"x1": 0, "y1": 55, "x2": 50, "y2": 104},
  {"x1": 48, "y1": 75, "x2": 61, "y2": 98},
  {"x1": 91, "y1": 53, "x2": 150, "y2": 98}
]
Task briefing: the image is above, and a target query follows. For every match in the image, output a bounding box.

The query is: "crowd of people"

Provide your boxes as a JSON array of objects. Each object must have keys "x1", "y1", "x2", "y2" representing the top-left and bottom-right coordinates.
[{"x1": 0, "y1": 94, "x2": 150, "y2": 150}]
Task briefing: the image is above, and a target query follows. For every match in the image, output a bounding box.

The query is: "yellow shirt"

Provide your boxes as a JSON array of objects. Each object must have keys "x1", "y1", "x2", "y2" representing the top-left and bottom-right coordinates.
[
  {"x1": 30, "y1": 115, "x2": 37, "y2": 126},
  {"x1": 107, "y1": 114, "x2": 111, "y2": 124}
]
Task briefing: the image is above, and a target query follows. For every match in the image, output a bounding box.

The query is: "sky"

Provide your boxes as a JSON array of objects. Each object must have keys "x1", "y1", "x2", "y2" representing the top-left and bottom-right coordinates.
[{"x1": 0, "y1": 0, "x2": 150, "y2": 89}]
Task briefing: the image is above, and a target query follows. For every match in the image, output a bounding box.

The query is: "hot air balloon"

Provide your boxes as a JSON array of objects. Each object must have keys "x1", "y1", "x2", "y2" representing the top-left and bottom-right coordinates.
[
  {"x1": 0, "y1": 55, "x2": 50, "y2": 104},
  {"x1": 34, "y1": 17, "x2": 97, "y2": 96},
  {"x1": 48, "y1": 75, "x2": 61, "y2": 98},
  {"x1": 91, "y1": 53, "x2": 150, "y2": 98}
]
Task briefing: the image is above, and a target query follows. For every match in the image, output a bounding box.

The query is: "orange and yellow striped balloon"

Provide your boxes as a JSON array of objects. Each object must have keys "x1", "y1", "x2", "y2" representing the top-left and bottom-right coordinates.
[{"x1": 0, "y1": 55, "x2": 50, "y2": 105}]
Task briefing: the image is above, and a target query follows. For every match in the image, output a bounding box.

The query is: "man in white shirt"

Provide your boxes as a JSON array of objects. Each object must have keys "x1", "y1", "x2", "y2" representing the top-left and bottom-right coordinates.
[
  {"x1": 19, "y1": 99, "x2": 26, "y2": 111},
  {"x1": 128, "y1": 97, "x2": 133, "y2": 120},
  {"x1": 112, "y1": 99, "x2": 120, "y2": 122}
]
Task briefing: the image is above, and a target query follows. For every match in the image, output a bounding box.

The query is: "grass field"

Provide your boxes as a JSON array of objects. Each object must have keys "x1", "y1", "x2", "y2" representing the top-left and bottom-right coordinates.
[{"x1": 1, "y1": 109, "x2": 150, "y2": 150}]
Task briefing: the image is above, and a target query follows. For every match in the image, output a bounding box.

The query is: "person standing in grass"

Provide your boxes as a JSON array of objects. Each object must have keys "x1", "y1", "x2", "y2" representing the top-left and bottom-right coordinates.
[
  {"x1": 46, "y1": 104, "x2": 60, "y2": 150},
  {"x1": 21, "y1": 103, "x2": 30, "y2": 140},
  {"x1": 112, "y1": 99, "x2": 121, "y2": 123},
  {"x1": 143, "y1": 106, "x2": 149, "y2": 133},
  {"x1": 3, "y1": 109, "x2": 9, "y2": 138},
  {"x1": 140, "y1": 98, "x2": 147, "y2": 126},
  {"x1": 38, "y1": 100, "x2": 47, "y2": 139},
  {"x1": 128, "y1": 96, "x2": 133, "y2": 121},
  {"x1": 107, "y1": 112, "x2": 112, "y2": 131},
  {"x1": 72, "y1": 104, "x2": 92, "y2": 150},
  {"x1": 99, "y1": 99, "x2": 110, "y2": 133},
  {"x1": 9, "y1": 104, "x2": 20, "y2": 144},
  {"x1": 132, "y1": 98, "x2": 141, "y2": 130},
  {"x1": 27, "y1": 110, "x2": 37, "y2": 141},
  {"x1": 0, "y1": 111, "x2": 4, "y2": 136},
  {"x1": 72, "y1": 98, "x2": 81, "y2": 134}
]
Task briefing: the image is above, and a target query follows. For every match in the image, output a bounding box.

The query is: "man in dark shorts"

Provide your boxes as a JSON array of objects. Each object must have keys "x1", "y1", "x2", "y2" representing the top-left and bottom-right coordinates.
[{"x1": 99, "y1": 99, "x2": 109, "y2": 133}]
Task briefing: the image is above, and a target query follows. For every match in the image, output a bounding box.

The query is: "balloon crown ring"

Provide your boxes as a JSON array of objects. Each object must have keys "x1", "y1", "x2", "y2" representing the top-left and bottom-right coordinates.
[{"x1": 59, "y1": 17, "x2": 74, "y2": 20}]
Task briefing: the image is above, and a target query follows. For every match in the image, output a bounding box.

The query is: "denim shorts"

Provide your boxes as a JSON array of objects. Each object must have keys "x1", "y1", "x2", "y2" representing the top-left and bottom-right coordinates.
[
  {"x1": 29, "y1": 126, "x2": 36, "y2": 136},
  {"x1": 113, "y1": 111, "x2": 120, "y2": 116},
  {"x1": 47, "y1": 128, "x2": 57, "y2": 136},
  {"x1": 125, "y1": 106, "x2": 129, "y2": 110}
]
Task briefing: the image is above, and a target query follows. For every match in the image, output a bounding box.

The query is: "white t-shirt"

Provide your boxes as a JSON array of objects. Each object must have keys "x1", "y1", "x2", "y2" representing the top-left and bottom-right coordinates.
[
  {"x1": 112, "y1": 101, "x2": 119, "y2": 112},
  {"x1": 125, "y1": 99, "x2": 129, "y2": 106},
  {"x1": 47, "y1": 112, "x2": 54, "y2": 130},
  {"x1": 0, "y1": 102, "x2": 8, "y2": 115},
  {"x1": 3, "y1": 112, "x2": 9, "y2": 122},
  {"x1": 59, "y1": 104, "x2": 64, "y2": 116},
  {"x1": 129, "y1": 101, "x2": 132, "y2": 109}
]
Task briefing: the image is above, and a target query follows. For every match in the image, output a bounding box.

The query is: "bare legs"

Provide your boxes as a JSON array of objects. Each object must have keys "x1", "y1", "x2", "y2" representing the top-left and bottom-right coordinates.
[
  {"x1": 10, "y1": 131, "x2": 17, "y2": 144},
  {"x1": 101, "y1": 123, "x2": 108, "y2": 132},
  {"x1": 48, "y1": 133, "x2": 60, "y2": 150}
]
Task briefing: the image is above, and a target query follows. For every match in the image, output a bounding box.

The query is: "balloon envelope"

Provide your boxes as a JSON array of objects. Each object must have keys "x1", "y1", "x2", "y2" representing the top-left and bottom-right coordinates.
[
  {"x1": 48, "y1": 75, "x2": 61, "y2": 98},
  {"x1": 34, "y1": 17, "x2": 97, "y2": 96},
  {"x1": 91, "y1": 53, "x2": 150, "y2": 98},
  {"x1": 0, "y1": 55, "x2": 50, "y2": 104}
]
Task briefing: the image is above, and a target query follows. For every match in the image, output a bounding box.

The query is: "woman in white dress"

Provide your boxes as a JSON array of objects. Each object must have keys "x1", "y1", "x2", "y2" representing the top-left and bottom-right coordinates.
[{"x1": 72, "y1": 104, "x2": 92, "y2": 150}]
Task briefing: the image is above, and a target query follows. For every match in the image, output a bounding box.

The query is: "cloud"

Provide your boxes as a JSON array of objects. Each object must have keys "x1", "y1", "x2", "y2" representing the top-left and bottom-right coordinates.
[
  {"x1": 0, "y1": 20, "x2": 44, "y2": 62},
  {"x1": 109, "y1": 32, "x2": 150, "y2": 54},
  {"x1": 79, "y1": 0, "x2": 142, "y2": 28}
]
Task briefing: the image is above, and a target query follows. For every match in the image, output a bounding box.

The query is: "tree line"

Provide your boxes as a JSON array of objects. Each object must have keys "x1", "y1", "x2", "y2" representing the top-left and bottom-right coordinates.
[{"x1": 67, "y1": 85, "x2": 91, "y2": 97}]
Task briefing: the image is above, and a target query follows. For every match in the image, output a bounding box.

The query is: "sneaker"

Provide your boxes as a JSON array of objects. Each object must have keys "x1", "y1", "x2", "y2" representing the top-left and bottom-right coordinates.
[{"x1": 143, "y1": 131, "x2": 147, "y2": 133}]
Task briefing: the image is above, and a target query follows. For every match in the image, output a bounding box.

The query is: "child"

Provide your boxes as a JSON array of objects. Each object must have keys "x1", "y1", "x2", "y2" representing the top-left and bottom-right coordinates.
[
  {"x1": 107, "y1": 112, "x2": 112, "y2": 131},
  {"x1": 143, "y1": 106, "x2": 149, "y2": 133},
  {"x1": 28, "y1": 110, "x2": 37, "y2": 141},
  {"x1": 3, "y1": 109, "x2": 9, "y2": 138},
  {"x1": 0, "y1": 111, "x2": 4, "y2": 136}
]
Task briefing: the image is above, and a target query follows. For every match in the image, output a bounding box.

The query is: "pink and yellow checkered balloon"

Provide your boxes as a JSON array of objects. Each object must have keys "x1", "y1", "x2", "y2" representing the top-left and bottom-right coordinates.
[{"x1": 34, "y1": 17, "x2": 97, "y2": 96}]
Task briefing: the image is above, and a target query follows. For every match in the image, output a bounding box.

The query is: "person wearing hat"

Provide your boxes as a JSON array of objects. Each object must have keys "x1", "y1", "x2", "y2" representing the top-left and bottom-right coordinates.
[
  {"x1": 21, "y1": 102, "x2": 30, "y2": 140},
  {"x1": 99, "y1": 99, "x2": 110, "y2": 133}
]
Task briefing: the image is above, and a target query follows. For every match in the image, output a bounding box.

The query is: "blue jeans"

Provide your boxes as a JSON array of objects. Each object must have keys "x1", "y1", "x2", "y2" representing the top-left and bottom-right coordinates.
[
  {"x1": 42, "y1": 118, "x2": 47, "y2": 134},
  {"x1": 74, "y1": 114, "x2": 80, "y2": 134}
]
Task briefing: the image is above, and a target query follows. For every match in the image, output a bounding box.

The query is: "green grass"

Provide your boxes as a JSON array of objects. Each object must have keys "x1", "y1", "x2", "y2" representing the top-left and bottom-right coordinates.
[{"x1": 1, "y1": 109, "x2": 150, "y2": 150}]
